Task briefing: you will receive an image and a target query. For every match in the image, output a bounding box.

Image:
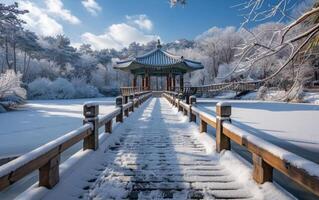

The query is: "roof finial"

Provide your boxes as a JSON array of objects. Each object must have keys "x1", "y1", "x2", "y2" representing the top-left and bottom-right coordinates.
[{"x1": 157, "y1": 39, "x2": 162, "y2": 48}]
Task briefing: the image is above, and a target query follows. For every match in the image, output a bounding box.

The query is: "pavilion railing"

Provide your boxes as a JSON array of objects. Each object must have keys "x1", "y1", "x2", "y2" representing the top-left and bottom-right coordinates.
[{"x1": 120, "y1": 87, "x2": 150, "y2": 96}]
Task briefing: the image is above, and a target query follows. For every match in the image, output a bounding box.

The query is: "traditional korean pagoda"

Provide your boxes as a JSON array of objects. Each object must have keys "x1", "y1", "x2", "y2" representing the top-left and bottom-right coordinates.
[{"x1": 114, "y1": 40, "x2": 204, "y2": 91}]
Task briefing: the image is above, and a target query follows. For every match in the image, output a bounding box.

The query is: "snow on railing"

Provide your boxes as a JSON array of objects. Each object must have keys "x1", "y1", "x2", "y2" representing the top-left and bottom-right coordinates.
[
  {"x1": 171, "y1": 82, "x2": 260, "y2": 96},
  {"x1": 0, "y1": 92, "x2": 152, "y2": 192},
  {"x1": 120, "y1": 87, "x2": 150, "y2": 97},
  {"x1": 0, "y1": 155, "x2": 19, "y2": 166},
  {"x1": 163, "y1": 92, "x2": 319, "y2": 197}
]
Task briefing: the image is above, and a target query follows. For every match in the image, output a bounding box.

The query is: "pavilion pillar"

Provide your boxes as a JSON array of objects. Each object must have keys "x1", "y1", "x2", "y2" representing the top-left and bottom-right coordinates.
[
  {"x1": 145, "y1": 73, "x2": 150, "y2": 90},
  {"x1": 180, "y1": 74, "x2": 184, "y2": 91},
  {"x1": 172, "y1": 75, "x2": 176, "y2": 91},
  {"x1": 142, "y1": 76, "x2": 146, "y2": 90},
  {"x1": 166, "y1": 74, "x2": 169, "y2": 91},
  {"x1": 148, "y1": 75, "x2": 151, "y2": 90},
  {"x1": 168, "y1": 74, "x2": 172, "y2": 91},
  {"x1": 132, "y1": 75, "x2": 137, "y2": 88}
]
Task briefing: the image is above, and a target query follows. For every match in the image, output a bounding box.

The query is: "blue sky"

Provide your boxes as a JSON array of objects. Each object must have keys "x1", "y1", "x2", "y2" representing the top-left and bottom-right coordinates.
[
  {"x1": 3, "y1": 0, "x2": 309, "y2": 50},
  {"x1": 64, "y1": 0, "x2": 245, "y2": 42}
]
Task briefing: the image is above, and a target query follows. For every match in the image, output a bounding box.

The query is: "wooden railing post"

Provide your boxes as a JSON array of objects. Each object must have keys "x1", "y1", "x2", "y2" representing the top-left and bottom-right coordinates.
[
  {"x1": 185, "y1": 94, "x2": 190, "y2": 104},
  {"x1": 105, "y1": 120, "x2": 112, "y2": 133},
  {"x1": 199, "y1": 119, "x2": 207, "y2": 133},
  {"x1": 134, "y1": 93, "x2": 139, "y2": 108},
  {"x1": 129, "y1": 94, "x2": 134, "y2": 112},
  {"x1": 183, "y1": 106, "x2": 187, "y2": 116},
  {"x1": 175, "y1": 94, "x2": 178, "y2": 107},
  {"x1": 124, "y1": 107, "x2": 129, "y2": 117},
  {"x1": 39, "y1": 154, "x2": 60, "y2": 189},
  {"x1": 116, "y1": 96, "x2": 123, "y2": 123},
  {"x1": 253, "y1": 153, "x2": 273, "y2": 184},
  {"x1": 178, "y1": 94, "x2": 183, "y2": 112},
  {"x1": 189, "y1": 96, "x2": 196, "y2": 122},
  {"x1": 216, "y1": 102, "x2": 231, "y2": 153},
  {"x1": 83, "y1": 104, "x2": 99, "y2": 150},
  {"x1": 124, "y1": 96, "x2": 128, "y2": 104}
]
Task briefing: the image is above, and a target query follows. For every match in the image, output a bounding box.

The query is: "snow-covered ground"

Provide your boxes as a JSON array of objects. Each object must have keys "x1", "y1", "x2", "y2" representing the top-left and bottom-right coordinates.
[
  {"x1": 0, "y1": 97, "x2": 115, "y2": 158},
  {"x1": 18, "y1": 98, "x2": 293, "y2": 200},
  {"x1": 303, "y1": 92, "x2": 319, "y2": 104},
  {"x1": 0, "y1": 97, "x2": 116, "y2": 200},
  {"x1": 214, "y1": 90, "x2": 319, "y2": 104},
  {"x1": 197, "y1": 99, "x2": 319, "y2": 163},
  {"x1": 1, "y1": 96, "x2": 318, "y2": 199}
]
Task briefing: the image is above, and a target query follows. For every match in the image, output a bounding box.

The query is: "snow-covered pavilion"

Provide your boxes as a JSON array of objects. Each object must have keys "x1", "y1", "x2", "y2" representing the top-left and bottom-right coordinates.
[{"x1": 114, "y1": 40, "x2": 204, "y2": 91}]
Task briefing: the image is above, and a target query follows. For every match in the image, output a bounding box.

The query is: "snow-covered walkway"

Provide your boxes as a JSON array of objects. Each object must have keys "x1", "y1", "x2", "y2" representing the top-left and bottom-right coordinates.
[{"x1": 34, "y1": 98, "x2": 292, "y2": 200}]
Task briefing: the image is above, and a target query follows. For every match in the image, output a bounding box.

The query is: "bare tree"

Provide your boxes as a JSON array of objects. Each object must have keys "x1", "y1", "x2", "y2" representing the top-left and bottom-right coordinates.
[{"x1": 172, "y1": 0, "x2": 319, "y2": 100}]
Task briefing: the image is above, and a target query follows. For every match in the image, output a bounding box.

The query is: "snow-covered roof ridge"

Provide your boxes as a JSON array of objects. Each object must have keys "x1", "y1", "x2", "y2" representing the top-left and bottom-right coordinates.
[{"x1": 114, "y1": 45, "x2": 204, "y2": 72}]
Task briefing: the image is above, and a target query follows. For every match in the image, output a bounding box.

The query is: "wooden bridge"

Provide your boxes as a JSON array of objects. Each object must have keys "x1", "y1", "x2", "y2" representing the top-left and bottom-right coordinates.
[
  {"x1": 121, "y1": 82, "x2": 260, "y2": 99},
  {"x1": 0, "y1": 91, "x2": 319, "y2": 199}
]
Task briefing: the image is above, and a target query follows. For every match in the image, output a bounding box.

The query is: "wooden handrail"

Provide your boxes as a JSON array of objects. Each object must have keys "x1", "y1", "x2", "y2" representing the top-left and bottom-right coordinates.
[
  {"x1": 169, "y1": 82, "x2": 261, "y2": 96},
  {"x1": 222, "y1": 122, "x2": 319, "y2": 195},
  {"x1": 0, "y1": 156, "x2": 19, "y2": 166},
  {"x1": 0, "y1": 92, "x2": 152, "y2": 191},
  {"x1": 163, "y1": 92, "x2": 319, "y2": 197},
  {"x1": 120, "y1": 87, "x2": 151, "y2": 96},
  {"x1": 0, "y1": 124, "x2": 92, "y2": 190}
]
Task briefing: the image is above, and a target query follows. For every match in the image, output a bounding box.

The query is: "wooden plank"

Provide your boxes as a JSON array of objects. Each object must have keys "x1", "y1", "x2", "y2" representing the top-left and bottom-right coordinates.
[
  {"x1": 247, "y1": 141, "x2": 319, "y2": 196},
  {"x1": 39, "y1": 154, "x2": 60, "y2": 188},
  {"x1": 222, "y1": 127, "x2": 243, "y2": 145},
  {"x1": 0, "y1": 126, "x2": 91, "y2": 190},
  {"x1": 199, "y1": 119, "x2": 207, "y2": 133},
  {"x1": 252, "y1": 153, "x2": 273, "y2": 184},
  {"x1": 0, "y1": 156, "x2": 19, "y2": 166},
  {"x1": 105, "y1": 120, "x2": 112, "y2": 133},
  {"x1": 60, "y1": 129, "x2": 91, "y2": 152},
  {"x1": 98, "y1": 109, "x2": 120, "y2": 128},
  {"x1": 1, "y1": 147, "x2": 59, "y2": 190},
  {"x1": 222, "y1": 125, "x2": 319, "y2": 196},
  {"x1": 199, "y1": 113, "x2": 216, "y2": 128},
  {"x1": 216, "y1": 118, "x2": 230, "y2": 153}
]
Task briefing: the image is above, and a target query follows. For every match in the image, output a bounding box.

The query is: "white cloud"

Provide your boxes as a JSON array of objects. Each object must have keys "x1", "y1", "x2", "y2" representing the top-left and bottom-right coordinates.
[
  {"x1": 81, "y1": 0, "x2": 102, "y2": 16},
  {"x1": 126, "y1": 14, "x2": 153, "y2": 31},
  {"x1": 19, "y1": 1, "x2": 63, "y2": 36},
  {"x1": 71, "y1": 42, "x2": 83, "y2": 49},
  {"x1": 81, "y1": 23, "x2": 159, "y2": 50},
  {"x1": 45, "y1": 0, "x2": 81, "y2": 24},
  {"x1": 11, "y1": 0, "x2": 82, "y2": 36}
]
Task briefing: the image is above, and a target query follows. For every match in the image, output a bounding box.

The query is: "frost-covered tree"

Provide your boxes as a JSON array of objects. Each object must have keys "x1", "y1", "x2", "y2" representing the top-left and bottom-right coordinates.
[
  {"x1": 16, "y1": 30, "x2": 42, "y2": 81},
  {"x1": 196, "y1": 27, "x2": 243, "y2": 80},
  {"x1": 39, "y1": 35, "x2": 79, "y2": 76},
  {"x1": 0, "y1": 70, "x2": 26, "y2": 110},
  {"x1": 172, "y1": 0, "x2": 319, "y2": 101},
  {"x1": 0, "y1": 3, "x2": 27, "y2": 73}
]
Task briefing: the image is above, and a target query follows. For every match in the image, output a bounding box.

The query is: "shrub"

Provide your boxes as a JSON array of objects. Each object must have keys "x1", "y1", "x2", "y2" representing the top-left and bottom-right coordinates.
[
  {"x1": 0, "y1": 70, "x2": 26, "y2": 111},
  {"x1": 51, "y1": 78, "x2": 75, "y2": 99},
  {"x1": 256, "y1": 86, "x2": 267, "y2": 100},
  {"x1": 72, "y1": 78, "x2": 101, "y2": 98},
  {"x1": 28, "y1": 77, "x2": 101, "y2": 100},
  {"x1": 27, "y1": 78, "x2": 53, "y2": 99}
]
